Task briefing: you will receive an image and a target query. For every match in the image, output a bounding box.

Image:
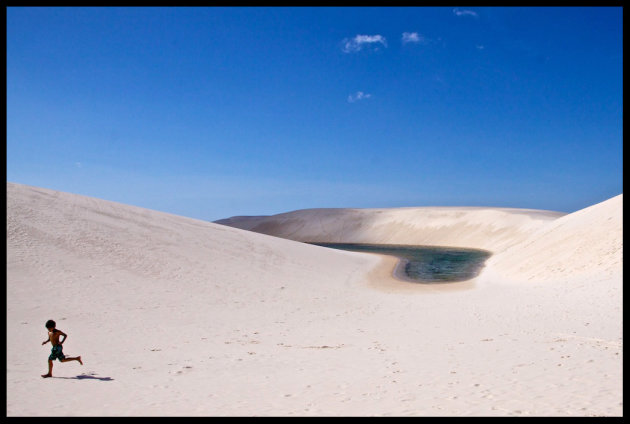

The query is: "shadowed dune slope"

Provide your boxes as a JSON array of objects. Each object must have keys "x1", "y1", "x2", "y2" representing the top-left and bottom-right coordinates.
[{"x1": 7, "y1": 182, "x2": 377, "y2": 291}]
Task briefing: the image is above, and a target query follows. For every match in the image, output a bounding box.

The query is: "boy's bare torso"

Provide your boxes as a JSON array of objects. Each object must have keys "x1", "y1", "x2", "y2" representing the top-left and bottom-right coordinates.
[{"x1": 47, "y1": 329, "x2": 64, "y2": 346}]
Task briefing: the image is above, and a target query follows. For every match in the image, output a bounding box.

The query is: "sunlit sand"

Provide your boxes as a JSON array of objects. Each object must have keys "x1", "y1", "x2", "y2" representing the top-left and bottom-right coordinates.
[{"x1": 7, "y1": 182, "x2": 622, "y2": 416}]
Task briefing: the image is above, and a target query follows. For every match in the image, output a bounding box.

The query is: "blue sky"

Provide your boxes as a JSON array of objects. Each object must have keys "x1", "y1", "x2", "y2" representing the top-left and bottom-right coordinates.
[{"x1": 7, "y1": 7, "x2": 623, "y2": 221}]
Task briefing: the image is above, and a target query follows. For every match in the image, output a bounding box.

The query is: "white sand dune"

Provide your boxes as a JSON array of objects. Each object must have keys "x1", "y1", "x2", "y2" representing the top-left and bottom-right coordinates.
[
  {"x1": 217, "y1": 196, "x2": 622, "y2": 284},
  {"x1": 7, "y1": 182, "x2": 622, "y2": 416},
  {"x1": 215, "y1": 206, "x2": 564, "y2": 250},
  {"x1": 216, "y1": 206, "x2": 564, "y2": 254},
  {"x1": 483, "y1": 194, "x2": 623, "y2": 283}
]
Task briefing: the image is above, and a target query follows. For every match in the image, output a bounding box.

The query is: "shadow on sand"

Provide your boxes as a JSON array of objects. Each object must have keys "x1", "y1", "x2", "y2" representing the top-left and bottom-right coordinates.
[{"x1": 54, "y1": 373, "x2": 114, "y2": 381}]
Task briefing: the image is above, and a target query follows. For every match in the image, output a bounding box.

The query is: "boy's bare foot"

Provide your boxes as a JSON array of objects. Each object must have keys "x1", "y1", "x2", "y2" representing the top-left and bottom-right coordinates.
[
  {"x1": 41, "y1": 374, "x2": 52, "y2": 378},
  {"x1": 78, "y1": 356, "x2": 83, "y2": 365}
]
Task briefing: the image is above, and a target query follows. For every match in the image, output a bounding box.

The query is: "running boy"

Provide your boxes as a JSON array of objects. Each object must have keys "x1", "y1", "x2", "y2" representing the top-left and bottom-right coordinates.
[{"x1": 41, "y1": 319, "x2": 83, "y2": 378}]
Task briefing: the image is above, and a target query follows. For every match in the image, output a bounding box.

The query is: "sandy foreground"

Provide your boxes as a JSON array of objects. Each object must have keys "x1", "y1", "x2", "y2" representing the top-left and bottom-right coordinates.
[{"x1": 6, "y1": 182, "x2": 622, "y2": 416}]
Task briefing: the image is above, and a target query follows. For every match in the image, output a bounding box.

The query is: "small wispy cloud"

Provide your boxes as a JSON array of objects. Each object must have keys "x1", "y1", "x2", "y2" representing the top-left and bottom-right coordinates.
[
  {"x1": 453, "y1": 8, "x2": 478, "y2": 18},
  {"x1": 476, "y1": 44, "x2": 485, "y2": 50},
  {"x1": 342, "y1": 34, "x2": 387, "y2": 53},
  {"x1": 347, "y1": 91, "x2": 372, "y2": 103},
  {"x1": 401, "y1": 32, "x2": 426, "y2": 44}
]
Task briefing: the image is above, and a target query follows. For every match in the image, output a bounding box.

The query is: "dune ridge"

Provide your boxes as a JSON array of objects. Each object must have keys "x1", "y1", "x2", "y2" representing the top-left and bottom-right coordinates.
[
  {"x1": 7, "y1": 182, "x2": 622, "y2": 416},
  {"x1": 215, "y1": 206, "x2": 566, "y2": 252}
]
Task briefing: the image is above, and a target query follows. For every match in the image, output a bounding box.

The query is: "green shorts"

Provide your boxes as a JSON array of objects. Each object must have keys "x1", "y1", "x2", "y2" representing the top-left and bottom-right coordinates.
[{"x1": 49, "y1": 344, "x2": 65, "y2": 361}]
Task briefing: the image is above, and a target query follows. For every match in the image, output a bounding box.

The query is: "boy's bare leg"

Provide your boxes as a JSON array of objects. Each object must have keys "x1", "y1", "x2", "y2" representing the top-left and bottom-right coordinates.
[
  {"x1": 41, "y1": 360, "x2": 53, "y2": 378},
  {"x1": 61, "y1": 356, "x2": 83, "y2": 365}
]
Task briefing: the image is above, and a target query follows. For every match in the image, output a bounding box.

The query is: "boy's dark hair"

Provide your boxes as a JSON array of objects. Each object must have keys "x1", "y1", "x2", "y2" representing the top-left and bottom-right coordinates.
[{"x1": 45, "y1": 320, "x2": 56, "y2": 329}]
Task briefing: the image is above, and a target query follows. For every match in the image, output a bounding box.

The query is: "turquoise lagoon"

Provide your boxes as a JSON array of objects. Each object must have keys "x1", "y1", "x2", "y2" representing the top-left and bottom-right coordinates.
[{"x1": 311, "y1": 243, "x2": 491, "y2": 284}]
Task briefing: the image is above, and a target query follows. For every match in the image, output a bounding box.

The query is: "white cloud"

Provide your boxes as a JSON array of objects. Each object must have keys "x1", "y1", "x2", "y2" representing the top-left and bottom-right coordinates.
[
  {"x1": 347, "y1": 91, "x2": 372, "y2": 103},
  {"x1": 342, "y1": 34, "x2": 387, "y2": 53},
  {"x1": 453, "y1": 8, "x2": 478, "y2": 17},
  {"x1": 401, "y1": 32, "x2": 425, "y2": 44},
  {"x1": 476, "y1": 44, "x2": 485, "y2": 50}
]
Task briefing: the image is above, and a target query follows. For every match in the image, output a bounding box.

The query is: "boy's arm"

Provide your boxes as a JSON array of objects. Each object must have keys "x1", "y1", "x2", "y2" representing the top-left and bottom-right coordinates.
[
  {"x1": 42, "y1": 331, "x2": 51, "y2": 345},
  {"x1": 58, "y1": 330, "x2": 67, "y2": 344}
]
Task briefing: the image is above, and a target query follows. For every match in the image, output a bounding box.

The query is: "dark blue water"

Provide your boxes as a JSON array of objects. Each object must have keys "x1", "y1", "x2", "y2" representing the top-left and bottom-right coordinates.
[{"x1": 310, "y1": 243, "x2": 491, "y2": 284}]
